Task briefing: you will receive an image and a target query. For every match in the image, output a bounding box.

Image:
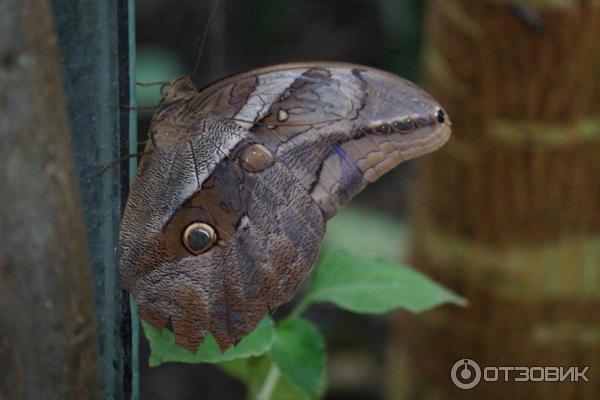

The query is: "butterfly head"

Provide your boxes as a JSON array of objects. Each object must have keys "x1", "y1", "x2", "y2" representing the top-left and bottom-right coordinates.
[{"x1": 160, "y1": 75, "x2": 197, "y2": 103}]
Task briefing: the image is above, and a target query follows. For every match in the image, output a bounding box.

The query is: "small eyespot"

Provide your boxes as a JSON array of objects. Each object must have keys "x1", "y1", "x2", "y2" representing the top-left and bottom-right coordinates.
[
  {"x1": 392, "y1": 119, "x2": 413, "y2": 132},
  {"x1": 375, "y1": 123, "x2": 391, "y2": 134},
  {"x1": 277, "y1": 109, "x2": 289, "y2": 122},
  {"x1": 436, "y1": 109, "x2": 445, "y2": 123},
  {"x1": 239, "y1": 143, "x2": 274, "y2": 173},
  {"x1": 182, "y1": 222, "x2": 217, "y2": 255}
]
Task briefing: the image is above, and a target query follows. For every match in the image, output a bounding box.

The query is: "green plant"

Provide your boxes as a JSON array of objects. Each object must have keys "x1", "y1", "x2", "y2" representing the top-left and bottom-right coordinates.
[{"x1": 142, "y1": 207, "x2": 466, "y2": 399}]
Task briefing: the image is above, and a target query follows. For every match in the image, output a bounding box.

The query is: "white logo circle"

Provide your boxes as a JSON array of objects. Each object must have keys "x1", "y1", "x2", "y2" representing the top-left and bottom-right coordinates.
[{"x1": 451, "y1": 359, "x2": 481, "y2": 389}]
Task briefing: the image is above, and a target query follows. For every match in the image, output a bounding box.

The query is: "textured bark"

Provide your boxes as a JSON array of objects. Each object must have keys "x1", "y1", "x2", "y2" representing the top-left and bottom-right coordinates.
[
  {"x1": 0, "y1": 1, "x2": 100, "y2": 399},
  {"x1": 386, "y1": 0, "x2": 600, "y2": 399}
]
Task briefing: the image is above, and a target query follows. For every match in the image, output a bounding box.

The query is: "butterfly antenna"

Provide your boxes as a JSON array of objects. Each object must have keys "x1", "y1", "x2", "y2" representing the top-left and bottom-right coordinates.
[
  {"x1": 136, "y1": 81, "x2": 171, "y2": 87},
  {"x1": 191, "y1": 0, "x2": 222, "y2": 82},
  {"x1": 94, "y1": 150, "x2": 154, "y2": 178}
]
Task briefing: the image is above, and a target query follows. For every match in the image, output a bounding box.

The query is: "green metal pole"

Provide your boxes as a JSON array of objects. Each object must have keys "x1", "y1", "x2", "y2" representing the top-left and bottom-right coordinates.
[
  {"x1": 52, "y1": 1, "x2": 139, "y2": 399},
  {"x1": 127, "y1": 0, "x2": 140, "y2": 398}
]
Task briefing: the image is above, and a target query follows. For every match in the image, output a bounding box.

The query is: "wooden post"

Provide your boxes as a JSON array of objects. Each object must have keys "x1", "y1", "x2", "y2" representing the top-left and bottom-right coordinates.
[
  {"x1": 0, "y1": 1, "x2": 101, "y2": 398},
  {"x1": 386, "y1": 0, "x2": 600, "y2": 398},
  {"x1": 52, "y1": 0, "x2": 139, "y2": 398}
]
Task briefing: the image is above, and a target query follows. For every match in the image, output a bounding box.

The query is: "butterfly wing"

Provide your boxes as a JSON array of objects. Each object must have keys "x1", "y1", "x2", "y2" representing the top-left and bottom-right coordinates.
[
  {"x1": 119, "y1": 63, "x2": 451, "y2": 351},
  {"x1": 193, "y1": 62, "x2": 450, "y2": 218}
]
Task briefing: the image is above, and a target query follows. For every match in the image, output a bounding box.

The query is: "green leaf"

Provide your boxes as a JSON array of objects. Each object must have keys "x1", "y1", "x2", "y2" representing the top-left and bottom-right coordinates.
[
  {"x1": 244, "y1": 356, "x2": 312, "y2": 400},
  {"x1": 220, "y1": 353, "x2": 326, "y2": 400},
  {"x1": 218, "y1": 358, "x2": 251, "y2": 382},
  {"x1": 269, "y1": 317, "x2": 326, "y2": 398},
  {"x1": 143, "y1": 317, "x2": 275, "y2": 367},
  {"x1": 302, "y1": 250, "x2": 466, "y2": 314},
  {"x1": 324, "y1": 207, "x2": 408, "y2": 260}
]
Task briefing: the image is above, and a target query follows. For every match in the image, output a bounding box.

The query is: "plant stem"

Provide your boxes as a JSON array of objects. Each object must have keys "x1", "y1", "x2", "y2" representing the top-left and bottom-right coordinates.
[{"x1": 255, "y1": 363, "x2": 280, "y2": 400}]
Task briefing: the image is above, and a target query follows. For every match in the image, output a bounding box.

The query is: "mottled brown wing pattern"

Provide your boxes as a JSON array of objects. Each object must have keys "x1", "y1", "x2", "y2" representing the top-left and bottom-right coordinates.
[
  {"x1": 119, "y1": 62, "x2": 451, "y2": 352},
  {"x1": 193, "y1": 63, "x2": 450, "y2": 218}
]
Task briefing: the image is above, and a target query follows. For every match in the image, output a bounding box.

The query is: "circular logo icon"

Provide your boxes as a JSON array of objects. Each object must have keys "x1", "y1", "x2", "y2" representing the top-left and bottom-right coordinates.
[{"x1": 451, "y1": 359, "x2": 481, "y2": 389}]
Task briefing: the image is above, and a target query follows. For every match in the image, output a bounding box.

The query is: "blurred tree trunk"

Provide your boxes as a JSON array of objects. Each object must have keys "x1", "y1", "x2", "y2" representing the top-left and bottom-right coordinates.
[
  {"x1": 0, "y1": 0, "x2": 100, "y2": 399},
  {"x1": 387, "y1": 0, "x2": 600, "y2": 398}
]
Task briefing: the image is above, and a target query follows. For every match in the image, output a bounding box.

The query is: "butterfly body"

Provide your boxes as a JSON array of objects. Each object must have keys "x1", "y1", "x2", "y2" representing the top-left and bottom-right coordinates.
[{"x1": 119, "y1": 63, "x2": 451, "y2": 351}]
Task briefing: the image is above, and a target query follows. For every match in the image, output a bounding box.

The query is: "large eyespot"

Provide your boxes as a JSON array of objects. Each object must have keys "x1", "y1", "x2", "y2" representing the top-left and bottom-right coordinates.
[{"x1": 182, "y1": 222, "x2": 217, "y2": 255}]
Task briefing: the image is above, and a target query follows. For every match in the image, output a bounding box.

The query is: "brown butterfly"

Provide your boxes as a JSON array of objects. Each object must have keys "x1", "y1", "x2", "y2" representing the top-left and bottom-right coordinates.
[{"x1": 119, "y1": 62, "x2": 451, "y2": 352}]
